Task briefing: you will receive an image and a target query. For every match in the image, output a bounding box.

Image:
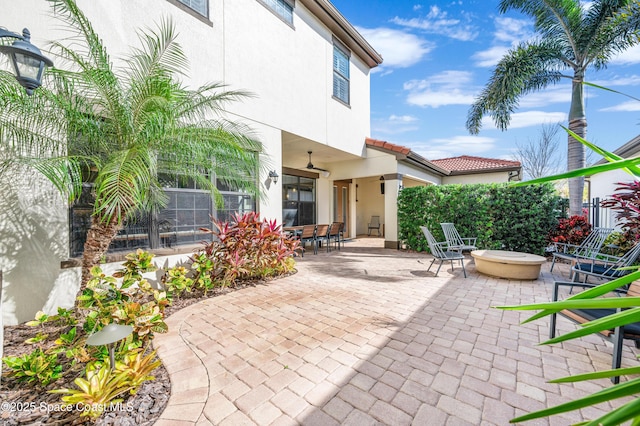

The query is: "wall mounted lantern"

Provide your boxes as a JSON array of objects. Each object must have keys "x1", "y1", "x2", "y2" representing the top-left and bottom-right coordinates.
[
  {"x1": 268, "y1": 170, "x2": 279, "y2": 185},
  {"x1": 0, "y1": 27, "x2": 53, "y2": 95},
  {"x1": 380, "y1": 176, "x2": 385, "y2": 195}
]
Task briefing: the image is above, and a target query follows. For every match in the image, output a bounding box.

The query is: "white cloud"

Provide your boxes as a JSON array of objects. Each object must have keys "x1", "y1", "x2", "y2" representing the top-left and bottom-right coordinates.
[
  {"x1": 590, "y1": 75, "x2": 640, "y2": 87},
  {"x1": 599, "y1": 100, "x2": 640, "y2": 112},
  {"x1": 493, "y1": 17, "x2": 532, "y2": 44},
  {"x1": 372, "y1": 114, "x2": 421, "y2": 135},
  {"x1": 472, "y1": 46, "x2": 510, "y2": 67},
  {"x1": 404, "y1": 70, "x2": 476, "y2": 107},
  {"x1": 389, "y1": 114, "x2": 419, "y2": 122},
  {"x1": 610, "y1": 45, "x2": 640, "y2": 65},
  {"x1": 518, "y1": 85, "x2": 573, "y2": 108},
  {"x1": 481, "y1": 111, "x2": 567, "y2": 130},
  {"x1": 356, "y1": 27, "x2": 434, "y2": 70},
  {"x1": 413, "y1": 4, "x2": 422, "y2": 11},
  {"x1": 471, "y1": 16, "x2": 533, "y2": 67},
  {"x1": 390, "y1": 6, "x2": 478, "y2": 41},
  {"x1": 412, "y1": 135, "x2": 498, "y2": 159}
]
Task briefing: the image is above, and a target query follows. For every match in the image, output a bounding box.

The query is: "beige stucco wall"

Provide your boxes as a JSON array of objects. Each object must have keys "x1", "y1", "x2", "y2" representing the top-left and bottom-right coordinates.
[{"x1": 442, "y1": 171, "x2": 511, "y2": 185}]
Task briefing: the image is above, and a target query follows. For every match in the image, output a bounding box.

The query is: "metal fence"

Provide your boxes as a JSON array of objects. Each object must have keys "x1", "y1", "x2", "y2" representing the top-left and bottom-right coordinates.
[{"x1": 586, "y1": 197, "x2": 618, "y2": 229}]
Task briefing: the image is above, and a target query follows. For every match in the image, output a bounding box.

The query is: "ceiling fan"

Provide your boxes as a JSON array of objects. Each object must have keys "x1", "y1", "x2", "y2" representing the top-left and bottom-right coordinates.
[{"x1": 306, "y1": 151, "x2": 329, "y2": 172}]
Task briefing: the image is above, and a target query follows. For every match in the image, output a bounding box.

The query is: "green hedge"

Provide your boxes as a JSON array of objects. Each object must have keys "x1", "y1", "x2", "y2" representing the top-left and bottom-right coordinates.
[{"x1": 398, "y1": 183, "x2": 561, "y2": 255}]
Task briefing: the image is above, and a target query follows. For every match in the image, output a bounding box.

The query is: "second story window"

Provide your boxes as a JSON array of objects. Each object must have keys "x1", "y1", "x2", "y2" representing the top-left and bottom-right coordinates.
[
  {"x1": 259, "y1": 0, "x2": 294, "y2": 25},
  {"x1": 333, "y1": 42, "x2": 350, "y2": 105},
  {"x1": 177, "y1": 0, "x2": 208, "y2": 17}
]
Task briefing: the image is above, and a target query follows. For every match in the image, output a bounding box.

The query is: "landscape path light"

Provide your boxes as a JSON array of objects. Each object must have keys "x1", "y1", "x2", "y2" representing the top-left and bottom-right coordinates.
[{"x1": 86, "y1": 323, "x2": 134, "y2": 370}]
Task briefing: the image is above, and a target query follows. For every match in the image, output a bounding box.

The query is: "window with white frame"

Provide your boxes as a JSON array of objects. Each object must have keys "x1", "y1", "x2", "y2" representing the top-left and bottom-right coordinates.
[
  {"x1": 177, "y1": 0, "x2": 208, "y2": 18},
  {"x1": 259, "y1": 0, "x2": 294, "y2": 25},
  {"x1": 333, "y1": 42, "x2": 350, "y2": 105}
]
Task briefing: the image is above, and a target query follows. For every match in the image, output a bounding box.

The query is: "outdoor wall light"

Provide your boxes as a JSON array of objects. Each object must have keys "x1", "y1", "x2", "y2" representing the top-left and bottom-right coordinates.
[
  {"x1": 380, "y1": 175, "x2": 385, "y2": 195},
  {"x1": 0, "y1": 27, "x2": 53, "y2": 95},
  {"x1": 86, "y1": 323, "x2": 133, "y2": 370},
  {"x1": 268, "y1": 170, "x2": 279, "y2": 184}
]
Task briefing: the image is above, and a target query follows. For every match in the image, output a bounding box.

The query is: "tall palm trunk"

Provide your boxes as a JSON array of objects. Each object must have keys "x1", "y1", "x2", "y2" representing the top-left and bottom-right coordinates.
[
  {"x1": 567, "y1": 72, "x2": 587, "y2": 216},
  {"x1": 79, "y1": 215, "x2": 121, "y2": 291}
]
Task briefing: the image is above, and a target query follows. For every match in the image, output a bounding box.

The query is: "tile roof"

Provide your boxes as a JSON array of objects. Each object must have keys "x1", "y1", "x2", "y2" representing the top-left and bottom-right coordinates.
[
  {"x1": 365, "y1": 139, "x2": 521, "y2": 175},
  {"x1": 365, "y1": 138, "x2": 411, "y2": 155},
  {"x1": 430, "y1": 155, "x2": 521, "y2": 173}
]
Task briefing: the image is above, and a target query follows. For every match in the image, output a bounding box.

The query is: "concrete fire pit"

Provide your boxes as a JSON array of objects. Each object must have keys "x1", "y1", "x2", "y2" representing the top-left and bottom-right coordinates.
[{"x1": 471, "y1": 249, "x2": 546, "y2": 280}]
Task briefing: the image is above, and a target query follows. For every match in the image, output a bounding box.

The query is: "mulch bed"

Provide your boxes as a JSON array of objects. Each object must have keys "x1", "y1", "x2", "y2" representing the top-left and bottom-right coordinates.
[{"x1": 1, "y1": 275, "x2": 291, "y2": 425}]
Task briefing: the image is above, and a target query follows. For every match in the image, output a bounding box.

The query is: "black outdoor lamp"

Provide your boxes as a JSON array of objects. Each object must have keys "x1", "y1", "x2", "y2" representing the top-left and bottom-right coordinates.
[
  {"x1": 0, "y1": 27, "x2": 54, "y2": 95},
  {"x1": 380, "y1": 175, "x2": 385, "y2": 195},
  {"x1": 269, "y1": 170, "x2": 279, "y2": 185}
]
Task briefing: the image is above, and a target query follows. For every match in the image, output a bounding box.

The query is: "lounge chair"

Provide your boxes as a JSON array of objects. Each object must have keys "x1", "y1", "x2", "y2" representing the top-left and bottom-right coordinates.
[
  {"x1": 420, "y1": 226, "x2": 467, "y2": 278},
  {"x1": 440, "y1": 223, "x2": 477, "y2": 253},
  {"x1": 550, "y1": 227, "x2": 614, "y2": 274},
  {"x1": 550, "y1": 280, "x2": 640, "y2": 383},
  {"x1": 572, "y1": 242, "x2": 640, "y2": 283},
  {"x1": 368, "y1": 216, "x2": 381, "y2": 236}
]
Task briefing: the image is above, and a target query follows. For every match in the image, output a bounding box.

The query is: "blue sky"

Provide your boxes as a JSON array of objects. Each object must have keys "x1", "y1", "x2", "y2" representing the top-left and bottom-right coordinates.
[{"x1": 330, "y1": 0, "x2": 640, "y2": 165}]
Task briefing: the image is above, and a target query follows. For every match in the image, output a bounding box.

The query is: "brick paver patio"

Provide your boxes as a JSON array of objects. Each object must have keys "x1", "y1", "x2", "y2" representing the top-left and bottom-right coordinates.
[{"x1": 153, "y1": 238, "x2": 637, "y2": 425}]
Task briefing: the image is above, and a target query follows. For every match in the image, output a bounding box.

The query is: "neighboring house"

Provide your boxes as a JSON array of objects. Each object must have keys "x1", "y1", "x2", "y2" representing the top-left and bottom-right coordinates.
[
  {"x1": 1, "y1": 0, "x2": 521, "y2": 324},
  {"x1": 431, "y1": 156, "x2": 522, "y2": 184},
  {"x1": 589, "y1": 134, "x2": 640, "y2": 229}
]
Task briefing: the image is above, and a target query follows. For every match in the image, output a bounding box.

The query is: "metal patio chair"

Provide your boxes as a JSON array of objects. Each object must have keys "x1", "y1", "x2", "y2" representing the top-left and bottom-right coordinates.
[
  {"x1": 550, "y1": 227, "x2": 614, "y2": 275},
  {"x1": 315, "y1": 224, "x2": 331, "y2": 253},
  {"x1": 420, "y1": 226, "x2": 467, "y2": 278},
  {"x1": 572, "y1": 242, "x2": 640, "y2": 283},
  {"x1": 329, "y1": 222, "x2": 344, "y2": 251},
  {"x1": 298, "y1": 224, "x2": 316, "y2": 257},
  {"x1": 440, "y1": 223, "x2": 477, "y2": 253}
]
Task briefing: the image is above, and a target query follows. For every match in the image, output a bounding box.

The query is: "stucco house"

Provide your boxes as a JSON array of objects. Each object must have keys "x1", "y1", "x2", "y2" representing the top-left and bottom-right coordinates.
[{"x1": 1, "y1": 0, "x2": 521, "y2": 324}]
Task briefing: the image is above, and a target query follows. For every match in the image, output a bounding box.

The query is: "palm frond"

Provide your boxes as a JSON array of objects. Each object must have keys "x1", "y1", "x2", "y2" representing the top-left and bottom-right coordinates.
[
  {"x1": 93, "y1": 148, "x2": 155, "y2": 223},
  {"x1": 466, "y1": 40, "x2": 567, "y2": 134}
]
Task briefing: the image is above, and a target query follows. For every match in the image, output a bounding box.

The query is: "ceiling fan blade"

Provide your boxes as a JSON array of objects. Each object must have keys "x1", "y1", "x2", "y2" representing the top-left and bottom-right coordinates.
[{"x1": 306, "y1": 150, "x2": 329, "y2": 173}]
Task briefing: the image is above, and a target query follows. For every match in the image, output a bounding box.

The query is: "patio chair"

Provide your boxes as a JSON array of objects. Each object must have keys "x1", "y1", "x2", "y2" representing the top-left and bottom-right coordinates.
[
  {"x1": 440, "y1": 223, "x2": 477, "y2": 253},
  {"x1": 572, "y1": 242, "x2": 640, "y2": 283},
  {"x1": 420, "y1": 226, "x2": 467, "y2": 278},
  {"x1": 549, "y1": 280, "x2": 640, "y2": 383},
  {"x1": 329, "y1": 222, "x2": 343, "y2": 251},
  {"x1": 315, "y1": 224, "x2": 331, "y2": 253},
  {"x1": 550, "y1": 227, "x2": 614, "y2": 274},
  {"x1": 298, "y1": 224, "x2": 316, "y2": 257},
  {"x1": 368, "y1": 216, "x2": 381, "y2": 236}
]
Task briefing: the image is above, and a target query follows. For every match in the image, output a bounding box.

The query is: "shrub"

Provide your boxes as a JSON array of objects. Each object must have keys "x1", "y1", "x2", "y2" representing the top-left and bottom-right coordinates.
[
  {"x1": 199, "y1": 212, "x2": 298, "y2": 287},
  {"x1": 398, "y1": 183, "x2": 561, "y2": 255},
  {"x1": 547, "y1": 215, "x2": 592, "y2": 246}
]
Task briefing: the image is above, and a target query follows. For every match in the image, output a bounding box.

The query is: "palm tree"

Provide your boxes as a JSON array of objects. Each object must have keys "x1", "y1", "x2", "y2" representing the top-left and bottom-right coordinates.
[
  {"x1": 467, "y1": 0, "x2": 640, "y2": 216},
  {"x1": 0, "y1": 0, "x2": 263, "y2": 294}
]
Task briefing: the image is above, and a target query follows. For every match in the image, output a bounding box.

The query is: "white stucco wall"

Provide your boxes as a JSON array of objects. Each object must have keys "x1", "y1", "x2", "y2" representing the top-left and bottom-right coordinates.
[{"x1": 1, "y1": 0, "x2": 375, "y2": 323}]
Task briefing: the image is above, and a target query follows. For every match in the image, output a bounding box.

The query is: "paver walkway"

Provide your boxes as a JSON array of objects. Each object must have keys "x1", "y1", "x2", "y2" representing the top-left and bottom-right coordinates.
[{"x1": 153, "y1": 238, "x2": 637, "y2": 425}]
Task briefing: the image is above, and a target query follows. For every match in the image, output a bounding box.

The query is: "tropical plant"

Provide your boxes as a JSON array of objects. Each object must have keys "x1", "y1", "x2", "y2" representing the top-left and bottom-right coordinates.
[
  {"x1": 2, "y1": 348, "x2": 63, "y2": 387},
  {"x1": 201, "y1": 212, "x2": 299, "y2": 286},
  {"x1": 49, "y1": 361, "x2": 135, "y2": 419},
  {"x1": 602, "y1": 181, "x2": 640, "y2": 241},
  {"x1": 0, "y1": 0, "x2": 263, "y2": 297},
  {"x1": 466, "y1": 0, "x2": 640, "y2": 217},
  {"x1": 547, "y1": 214, "x2": 592, "y2": 246}
]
